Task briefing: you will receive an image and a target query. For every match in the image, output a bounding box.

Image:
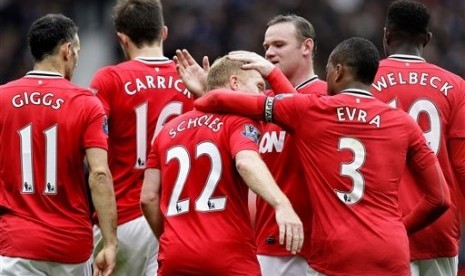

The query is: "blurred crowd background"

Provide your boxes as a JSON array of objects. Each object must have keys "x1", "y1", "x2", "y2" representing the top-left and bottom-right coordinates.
[
  {"x1": 1, "y1": 0, "x2": 465, "y2": 271},
  {"x1": 1, "y1": 0, "x2": 464, "y2": 87}
]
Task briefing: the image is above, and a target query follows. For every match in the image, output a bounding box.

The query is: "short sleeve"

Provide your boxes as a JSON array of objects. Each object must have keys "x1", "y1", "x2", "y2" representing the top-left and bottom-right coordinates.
[
  {"x1": 226, "y1": 116, "x2": 261, "y2": 158},
  {"x1": 83, "y1": 95, "x2": 108, "y2": 150},
  {"x1": 90, "y1": 67, "x2": 117, "y2": 117}
]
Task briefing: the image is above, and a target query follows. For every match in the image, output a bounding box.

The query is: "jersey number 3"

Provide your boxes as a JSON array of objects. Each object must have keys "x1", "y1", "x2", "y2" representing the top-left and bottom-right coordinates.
[{"x1": 336, "y1": 137, "x2": 366, "y2": 205}]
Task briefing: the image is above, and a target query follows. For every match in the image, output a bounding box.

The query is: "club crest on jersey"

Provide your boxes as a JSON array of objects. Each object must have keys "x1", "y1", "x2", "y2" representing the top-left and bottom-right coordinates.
[
  {"x1": 242, "y1": 124, "x2": 261, "y2": 143},
  {"x1": 102, "y1": 115, "x2": 109, "y2": 135},
  {"x1": 275, "y1": 93, "x2": 294, "y2": 100}
]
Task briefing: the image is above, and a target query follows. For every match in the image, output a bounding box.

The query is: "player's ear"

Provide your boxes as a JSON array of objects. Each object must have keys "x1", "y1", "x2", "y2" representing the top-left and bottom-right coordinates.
[
  {"x1": 161, "y1": 26, "x2": 168, "y2": 42},
  {"x1": 423, "y1": 31, "x2": 432, "y2": 47},
  {"x1": 383, "y1": 27, "x2": 390, "y2": 45},
  {"x1": 334, "y1": 64, "x2": 344, "y2": 82},
  {"x1": 116, "y1": 32, "x2": 129, "y2": 47},
  {"x1": 229, "y1": 75, "x2": 240, "y2": 90},
  {"x1": 302, "y1": 38, "x2": 314, "y2": 57},
  {"x1": 61, "y1": 41, "x2": 72, "y2": 61}
]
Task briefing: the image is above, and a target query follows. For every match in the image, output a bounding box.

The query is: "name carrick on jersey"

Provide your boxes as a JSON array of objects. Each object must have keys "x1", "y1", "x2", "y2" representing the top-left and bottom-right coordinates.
[
  {"x1": 90, "y1": 57, "x2": 194, "y2": 225},
  {"x1": 256, "y1": 76, "x2": 327, "y2": 259},
  {"x1": 269, "y1": 91, "x2": 436, "y2": 276},
  {"x1": 372, "y1": 54, "x2": 465, "y2": 259},
  {"x1": 146, "y1": 108, "x2": 262, "y2": 275},
  {"x1": 0, "y1": 71, "x2": 108, "y2": 263}
]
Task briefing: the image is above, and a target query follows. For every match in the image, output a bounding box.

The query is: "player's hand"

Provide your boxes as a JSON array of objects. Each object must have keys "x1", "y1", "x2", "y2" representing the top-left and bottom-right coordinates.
[
  {"x1": 174, "y1": 49, "x2": 209, "y2": 98},
  {"x1": 228, "y1": 51, "x2": 275, "y2": 77},
  {"x1": 274, "y1": 202, "x2": 304, "y2": 254},
  {"x1": 93, "y1": 244, "x2": 117, "y2": 276}
]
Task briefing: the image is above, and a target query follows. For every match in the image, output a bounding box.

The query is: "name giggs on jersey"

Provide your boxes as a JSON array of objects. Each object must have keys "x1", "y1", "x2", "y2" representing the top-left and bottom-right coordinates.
[
  {"x1": 11, "y1": 91, "x2": 64, "y2": 110},
  {"x1": 337, "y1": 106, "x2": 381, "y2": 128},
  {"x1": 169, "y1": 114, "x2": 223, "y2": 138},
  {"x1": 124, "y1": 75, "x2": 192, "y2": 98},
  {"x1": 372, "y1": 71, "x2": 454, "y2": 96}
]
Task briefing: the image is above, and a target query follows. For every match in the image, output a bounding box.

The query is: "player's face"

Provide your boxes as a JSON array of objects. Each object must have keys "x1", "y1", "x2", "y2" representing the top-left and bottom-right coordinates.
[
  {"x1": 263, "y1": 22, "x2": 304, "y2": 80},
  {"x1": 237, "y1": 70, "x2": 266, "y2": 94},
  {"x1": 64, "y1": 34, "x2": 80, "y2": 80}
]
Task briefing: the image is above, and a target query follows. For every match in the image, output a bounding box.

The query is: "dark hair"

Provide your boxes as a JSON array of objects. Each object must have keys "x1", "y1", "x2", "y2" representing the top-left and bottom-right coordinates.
[
  {"x1": 330, "y1": 37, "x2": 380, "y2": 84},
  {"x1": 385, "y1": 0, "x2": 430, "y2": 40},
  {"x1": 267, "y1": 14, "x2": 317, "y2": 57},
  {"x1": 28, "y1": 14, "x2": 78, "y2": 62},
  {"x1": 113, "y1": 0, "x2": 164, "y2": 48}
]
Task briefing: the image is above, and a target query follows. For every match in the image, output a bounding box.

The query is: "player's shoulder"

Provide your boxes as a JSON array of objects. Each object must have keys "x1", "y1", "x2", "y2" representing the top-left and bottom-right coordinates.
[{"x1": 298, "y1": 77, "x2": 327, "y2": 96}]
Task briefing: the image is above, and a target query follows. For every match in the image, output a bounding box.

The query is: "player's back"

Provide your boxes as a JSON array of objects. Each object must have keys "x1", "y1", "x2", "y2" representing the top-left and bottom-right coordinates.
[
  {"x1": 372, "y1": 56, "x2": 465, "y2": 258},
  {"x1": 151, "y1": 109, "x2": 261, "y2": 275},
  {"x1": 255, "y1": 78, "x2": 327, "y2": 259},
  {"x1": 90, "y1": 58, "x2": 194, "y2": 224},
  {"x1": 277, "y1": 91, "x2": 435, "y2": 275},
  {"x1": 0, "y1": 72, "x2": 106, "y2": 263}
]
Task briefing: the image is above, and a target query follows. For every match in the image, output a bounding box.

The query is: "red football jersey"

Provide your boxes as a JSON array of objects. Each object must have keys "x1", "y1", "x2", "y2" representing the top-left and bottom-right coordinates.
[
  {"x1": 0, "y1": 71, "x2": 108, "y2": 263},
  {"x1": 90, "y1": 57, "x2": 194, "y2": 225},
  {"x1": 146, "y1": 108, "x2": 262, "y2": 275},
  {"x1": 270, "y1": 91, "x2": 436, "y2": 275},
  {"x1": 256, "y1": 76, "x2": 327, "y2": 259},
  {"x1": 372, "y1": 55, "x2": 465, "y2": 259}
]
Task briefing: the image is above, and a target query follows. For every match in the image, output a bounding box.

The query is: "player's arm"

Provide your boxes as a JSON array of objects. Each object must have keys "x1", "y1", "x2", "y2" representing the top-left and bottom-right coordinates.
[
  {"x1": 195, "y1": 90, "x2": 268, "y2": 120},
  {"x1": 449, "y1": 138, "x2": 465, "y2": 197},
  {"x1": 86, "y1": 147, "x2": 117, "y2": 276},
  {"x1": 140, "y1": 168, "x2": 163, "y2": 239},
  {"x1": 403, "y1": 160, "x2": 451, "y2": 235},
  {"x1": 174, "y1": 49, "x2": 210, "y2": 98},
  {"x1": 228, "y1": 50, "x2": 295, "y2": 94},
  {"x1": 235, "y1": 149, "x2": 303, "y2": 254}
]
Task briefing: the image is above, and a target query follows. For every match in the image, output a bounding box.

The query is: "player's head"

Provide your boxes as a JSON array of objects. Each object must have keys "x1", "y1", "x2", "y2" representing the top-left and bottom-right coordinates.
[
  {"x1": 384, "y1": 0, "x2": 431, "y2": 56},
  {"x1": 326, "y1": 37, "x2": 379, "y2": 95},
  {"x1": 28, "y1": 13, "x2": 80, "y2": 80},
  {"x1": 263, "y1": 14, "x2": 316, "y2": 79},
  {"x1": 113, "y1": 0, "x2": 167, "y2": 50},
  {"x1": 206, "y1": 56, "x2": 265, "y2": 94}
]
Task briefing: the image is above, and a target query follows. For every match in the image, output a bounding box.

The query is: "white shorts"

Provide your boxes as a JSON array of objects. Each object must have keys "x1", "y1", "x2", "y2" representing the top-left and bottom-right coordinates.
[
  {"x1": 306, "y1": 264, "x2": 327, "y2": 276},
  {"x1": 410, "y1": 256, "x2": 458, "y2": 276},
  {"x1": 93, "y1": 215, "x2": 158, "y2": 276},
  {"x1": 257, "y1": 255, "x2": 309, "y2": 276},
  {"x1": 0, "y1": 255, "x2": 91, "y2": 276}
]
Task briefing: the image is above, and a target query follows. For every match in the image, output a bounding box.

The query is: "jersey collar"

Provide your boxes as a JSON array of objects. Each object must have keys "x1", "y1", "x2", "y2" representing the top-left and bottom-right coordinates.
[
  {"x1": 25, "y1": 71, "x2": 63, "y2": 78},
  {"x1": 295, "y1": 75, "x2": 319, "y2": 90},
  {"x1": 388, "y1": 54, "x2": 425, "y2": 62},
  {"x1": 341, "y1": 88, "x2": 373, "y2": 98},
  {"x1": 135, "y1": 56, "x2": 171, "y2": 65}
]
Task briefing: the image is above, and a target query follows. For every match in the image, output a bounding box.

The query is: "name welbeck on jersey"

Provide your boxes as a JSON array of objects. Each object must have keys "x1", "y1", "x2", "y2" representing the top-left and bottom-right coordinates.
[
  {"x1": 123, "y1": 75, "x2": 192, "y2": 98},
  {"x1": 11, "y1": 91, "x2": 64, "y2": 110},
  {"x1": 372, "y1": 71, "x2": 454, "y2": 96},
  {"x1": 168, "y1": 114, "x2": 223, "y2": 138}
]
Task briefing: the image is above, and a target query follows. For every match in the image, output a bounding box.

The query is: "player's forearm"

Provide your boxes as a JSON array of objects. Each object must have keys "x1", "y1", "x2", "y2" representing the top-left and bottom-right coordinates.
[
  {"x1": 90, "y1": 169, "x2": 118, "y2": 248},
  {"x1": 140, "y1": 169, "x2": 164, "y2": 238},
  {"x1": 236, "y1": 150, "x2": 291, "y2": 209},
  {"x1": 140, "y1": 193, "x2": 163, "y2": 238},
  {"x1": 194, "y1": 90, "x2": 267, "y2": 120},
  {"x1": 267, "y1": 67, "x2": 296, "y2": 95},
  {"x1": 449, "y1": 138, "x2": 465, "y2": 197},
  {"x1": 403, "y1": 162, "x2": 450, "y2": 235}
]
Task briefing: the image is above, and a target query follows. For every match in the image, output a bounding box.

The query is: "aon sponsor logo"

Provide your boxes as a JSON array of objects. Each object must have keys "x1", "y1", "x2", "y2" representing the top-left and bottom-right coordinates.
[{"x1": 259, "y1": 131, "x2": 286, "y2": 153}]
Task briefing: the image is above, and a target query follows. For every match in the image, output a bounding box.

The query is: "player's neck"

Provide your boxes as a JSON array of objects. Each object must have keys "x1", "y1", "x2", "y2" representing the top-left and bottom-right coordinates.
[
  {"x1": 387, "y1": 44, "x2": 423, "y2": 58},
  {"x1": 32, "y1": 59, "x2": 64, "y2": 76},
  {"x1": 290, "y1": 68, "x2": 316, "y2": 88},
  {"x1": 128, "y1": 45, "x2": 164, "y2": 60}
]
